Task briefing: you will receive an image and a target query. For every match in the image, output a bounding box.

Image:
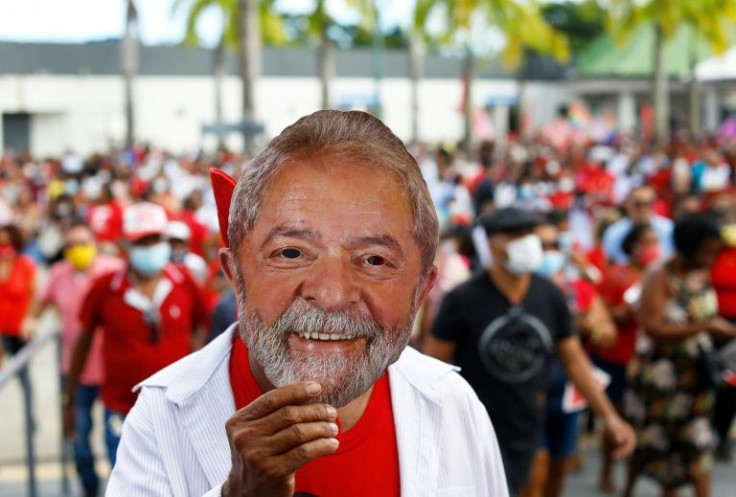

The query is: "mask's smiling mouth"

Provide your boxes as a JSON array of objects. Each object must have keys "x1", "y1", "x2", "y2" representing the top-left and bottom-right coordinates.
[{"x1": 293, "y1": 330, "x2": 356, "y2": 341}]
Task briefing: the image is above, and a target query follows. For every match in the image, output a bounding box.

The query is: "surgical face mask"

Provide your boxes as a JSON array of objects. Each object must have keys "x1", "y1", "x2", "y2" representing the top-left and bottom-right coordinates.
[
  {"x1": 518, "y1": 184, "x2": 535, "y2": 200},
  {"x1": 0, "y1": 243, "x2": 15, "y2": 259},
  {"x1": 504, "y1": 234, "x2": 543, "y2": 275},
  {"x1": 65, "y1": 244, "x2": 97, "y2": 271},
  {"x1": 536, "y1": 250, "x2": 566, "y2": 278},
  {"x1": 129, "y1": 242, "x2": 171, "y2": 277},
  {"x1": 636, "y1": 245, "x2": 661, "y2": 268},
  {"x1": 558, "y1": 231, "x2": 572, "y2": 252}
]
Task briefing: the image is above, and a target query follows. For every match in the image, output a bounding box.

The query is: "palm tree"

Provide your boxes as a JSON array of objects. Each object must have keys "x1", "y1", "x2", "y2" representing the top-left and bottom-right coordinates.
[
  {"x1": 408, "y1": 0, "x2": 438, "y2": 144},
  {"x1": 299, "y1": 0, "x2": 376, "y2": 110},
  {"x1": 122, "y1": 0, "x2": 139, "y2": 148},
  {"x1": 608, "y1": 0, "x2": 736, "y2": 143},
  {"x1": 173, "y1": 0, "x2": 285, "y2": 154},
  {"x1": 442, "y1": 0, "x2": 569, "y2": 151}
]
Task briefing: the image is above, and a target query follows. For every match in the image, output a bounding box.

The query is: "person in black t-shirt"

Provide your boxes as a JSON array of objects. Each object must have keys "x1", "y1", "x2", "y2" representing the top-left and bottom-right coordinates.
[{"x1": 425, "y1": 207, "x2": 635, "y2": 497}]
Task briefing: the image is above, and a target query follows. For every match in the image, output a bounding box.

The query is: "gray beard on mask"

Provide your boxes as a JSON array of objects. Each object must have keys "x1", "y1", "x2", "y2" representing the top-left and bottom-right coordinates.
[{"x1": 234, "y1": 272, "x2": 417, "y2": 408}]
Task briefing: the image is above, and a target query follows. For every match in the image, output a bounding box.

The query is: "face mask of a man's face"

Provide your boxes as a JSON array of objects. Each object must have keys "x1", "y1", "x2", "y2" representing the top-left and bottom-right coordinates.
[{"x1": 237, "y1": 289, "x2": 415, "y2": 409}]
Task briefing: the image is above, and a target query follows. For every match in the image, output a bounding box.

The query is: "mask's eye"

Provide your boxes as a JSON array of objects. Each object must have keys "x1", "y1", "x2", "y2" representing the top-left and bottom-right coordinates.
[
  {"x1": 365, "y1": 255, "x2": 386, "y2": 266},
  {"x1": 280, "y1": 248, "x2": 302, "y2": 259}
]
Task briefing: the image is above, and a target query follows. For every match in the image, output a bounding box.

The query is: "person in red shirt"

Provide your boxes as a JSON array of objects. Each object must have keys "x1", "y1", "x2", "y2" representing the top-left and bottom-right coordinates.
[
  {"x1": 592, "y1": 222, "x2": 660, "y2": 492},
  {"x1": 86, "y1": 184, "x2": 124, "y2": 255},
  {"x1": 64, "y1": 202, "x2": 207, "y2": 468},
  {"x1": 23, "y1": 221, "x2": 123, "y2": 497},
  {"x1": 0, "y1": 223, "x2": 36, "y2": 362},
  {"x1": 522, "y1": 219, "x2": 616, "y2": 497},
  {"x1": 710, "y1": 221, "x2": 736, "y2": 461},
  {"x1": 174, "y1": 191, "x2": 209, "y2": 257}
]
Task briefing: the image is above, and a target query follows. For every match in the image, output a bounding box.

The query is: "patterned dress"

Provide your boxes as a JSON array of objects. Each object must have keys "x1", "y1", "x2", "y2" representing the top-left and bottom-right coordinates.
[{"x1": 625, "y1": 271, "x2": 719, "y2": 489}]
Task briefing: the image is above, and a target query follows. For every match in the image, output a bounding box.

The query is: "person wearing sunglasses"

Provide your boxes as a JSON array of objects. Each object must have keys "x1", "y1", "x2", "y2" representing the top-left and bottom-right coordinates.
[{"x1": 602, "y1": 185, "x2": 674, "y2": 265}]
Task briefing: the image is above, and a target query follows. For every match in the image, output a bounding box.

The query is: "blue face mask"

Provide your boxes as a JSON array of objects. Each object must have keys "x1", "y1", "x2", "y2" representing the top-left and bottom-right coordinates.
[
  {"x1": 129, "y1": 242, "x2": 171, "y2": 276},
  {"x1": 558, "y1": 231, "x2": 572, "y2": 252},
  {"x1": 536, "y1": 250, "x2": 566, "y2": 278}
]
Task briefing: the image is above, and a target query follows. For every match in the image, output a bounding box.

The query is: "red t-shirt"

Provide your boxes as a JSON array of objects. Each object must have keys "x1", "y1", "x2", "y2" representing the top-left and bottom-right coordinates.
[
  {"x1": 711, "y1": 247, "x2": 736, "y2": 319},
  {"x1": 229, "y1": 338, "x2": 401, "y2": 497},
  {"x1": 80, "y1": 264, "x2": 206, "y2": 413},
  {"x1": 593, "y1": 264, "x2": 641, "y2": 364},
  {"x1": 0, "y1": 255, "x2": 36, "y2": 336}
]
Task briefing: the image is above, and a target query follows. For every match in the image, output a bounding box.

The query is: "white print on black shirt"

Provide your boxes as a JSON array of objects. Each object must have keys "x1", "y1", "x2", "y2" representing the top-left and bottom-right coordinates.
[{"x1": 477, "y1": 305, "x2": 553, "y2": 383}]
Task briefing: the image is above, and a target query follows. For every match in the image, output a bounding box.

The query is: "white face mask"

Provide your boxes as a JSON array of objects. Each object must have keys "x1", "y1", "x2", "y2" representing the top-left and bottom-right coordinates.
[{"x1": 504, "y1": 234, "x2": 543, "y2": 275}]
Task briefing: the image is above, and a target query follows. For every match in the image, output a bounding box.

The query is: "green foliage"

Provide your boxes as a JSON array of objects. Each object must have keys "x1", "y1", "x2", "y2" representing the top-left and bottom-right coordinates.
[
  {"x1": 171, "y1": 0, "x2": 287, "y2": 49},
  {"x1": 439, "y1": 0, "x2": 571, "y2": 67},
  {"x1": 541, "y1": 0, "x2": 606, "y2": 53},
  {"x1": 607, "y1": 0, "x2": 736, "y2": 55}
]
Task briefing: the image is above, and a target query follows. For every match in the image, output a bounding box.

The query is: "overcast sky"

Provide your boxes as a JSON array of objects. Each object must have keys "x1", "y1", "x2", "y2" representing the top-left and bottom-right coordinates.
[{"x1": 0, "y1": 0, "x2": 412, "y2": 46}]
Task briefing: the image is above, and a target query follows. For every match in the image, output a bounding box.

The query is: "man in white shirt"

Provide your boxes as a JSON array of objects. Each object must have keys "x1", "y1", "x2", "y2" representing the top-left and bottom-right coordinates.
[{"x1": 107, "y1": 110, "x2": 509, "y2": 497}]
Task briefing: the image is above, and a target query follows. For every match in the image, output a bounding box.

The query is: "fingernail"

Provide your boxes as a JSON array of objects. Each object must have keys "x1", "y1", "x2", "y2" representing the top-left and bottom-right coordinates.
[
  {"x1": 328, "y1": 438, "x2": 339, "y2": 448},
  {"x1": 326, "y1": 405, "x2": 337, "y2": 418},
  {"x1": 306, "y1": 383, "x2": 321, "y2": 395},
  {"x1": 329, "y1": 422, "x2": 338, "y2": 435}
]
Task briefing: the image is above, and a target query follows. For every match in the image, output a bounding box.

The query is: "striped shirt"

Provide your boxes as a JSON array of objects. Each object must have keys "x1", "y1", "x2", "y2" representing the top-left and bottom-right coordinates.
[{"x1": 107, "y1": 325, "x2": 509, "y2": 497}]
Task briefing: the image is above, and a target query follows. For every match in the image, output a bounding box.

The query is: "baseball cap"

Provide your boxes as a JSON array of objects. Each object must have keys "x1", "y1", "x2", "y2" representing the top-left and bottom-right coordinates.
[
  {"x1": 165, "y1": 221, "x2": 191, "y2": 242},
  {"x1": 123, "y1": 202, "x2": 169, "y2": 242},
  {"x1": 479, "y1": 207, "x2": 539, "y2": 235}
]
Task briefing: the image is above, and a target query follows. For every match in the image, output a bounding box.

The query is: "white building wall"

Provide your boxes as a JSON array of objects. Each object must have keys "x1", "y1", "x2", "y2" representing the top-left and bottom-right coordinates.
[{"x1": 0, "y1": 73, "x2": 567, "y2": 157}]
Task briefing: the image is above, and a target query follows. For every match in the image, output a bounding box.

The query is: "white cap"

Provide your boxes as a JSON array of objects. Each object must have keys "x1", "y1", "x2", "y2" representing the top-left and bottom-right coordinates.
[
  {"x1": 123, "y1": 202, "x2": 168, "y2": 242},
  {"x1": 165, "y1": 221, "x2": 191, "y2": 242}
]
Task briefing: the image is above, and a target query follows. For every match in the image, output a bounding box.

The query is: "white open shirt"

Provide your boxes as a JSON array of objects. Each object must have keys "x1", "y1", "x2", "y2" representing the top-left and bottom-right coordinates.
[{"x1": 107, "y1": 325, "x2": 509, "y2": 497}]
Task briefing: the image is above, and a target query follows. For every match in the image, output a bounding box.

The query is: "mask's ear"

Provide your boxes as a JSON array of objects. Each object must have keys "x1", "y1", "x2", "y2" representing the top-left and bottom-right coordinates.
[{"x1": 209, "y1": 169, "x2": 237, "y2": 248}]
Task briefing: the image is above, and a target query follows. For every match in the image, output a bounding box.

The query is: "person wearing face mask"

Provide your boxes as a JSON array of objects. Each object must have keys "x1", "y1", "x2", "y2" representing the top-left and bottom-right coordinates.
[
  {"x1": 426, "y1": 207, "x2": 635, "y2": 496},
  {"x1": 64, "y1": 202, "x2": 207, "y2": 471},
  {"x1": 591, "y1": 222, "x2": 659, "y2": 492},
  {"x1": 521, "y1": 220, "x2": 616, "y2": 497},
  {"x1": 165, "y1": 221, "x2": 208, "y2": 284},
  {"x1": 622, "y1": 214, "x2": 736, "y2": 497},
  {"x1": 22, "y1": 221, "x2": 122, "y2": 497},
  {"x1": 0, "y1": 223, "x2": 36, "y2": 365}
]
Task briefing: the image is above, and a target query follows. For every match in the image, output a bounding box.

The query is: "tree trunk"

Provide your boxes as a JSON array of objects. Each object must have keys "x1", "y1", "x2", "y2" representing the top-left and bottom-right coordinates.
[
  {"x1": 238, "y1": 0, "x2": 260, "y2": 156},
  {"x1": 214, "y1": 36, "x2": 226, "y2": 150},
  {"x1": 653, "y1": 21, "x2": 669, "y2": 144},
  {"x1": 689, "y1": 29, "x2": 701, "y2": 138},
  {"x1": 122, "y1": 0, "x2": 139, "y2": 148},
  {"x1": 516, "y1": 56, "x2": 528, "y2": 140},
  {"x1": 409, "y1": 30, "x2": 424, "y2": 144},
  {"x1": 462, "y1": 46, "x2": 475, "y2": 154},
  {"x1": 318, "y1": 25, "x2": 334, "y2": 109}
]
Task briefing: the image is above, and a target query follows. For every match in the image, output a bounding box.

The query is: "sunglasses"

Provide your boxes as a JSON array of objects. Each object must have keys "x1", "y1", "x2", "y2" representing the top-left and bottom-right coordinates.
[
  {"x1": 633, "y1": 200, "x2": 654, "y2": 208},
  {"x1": 542, "y1": 241, "x2": 560, "y2": 250}
]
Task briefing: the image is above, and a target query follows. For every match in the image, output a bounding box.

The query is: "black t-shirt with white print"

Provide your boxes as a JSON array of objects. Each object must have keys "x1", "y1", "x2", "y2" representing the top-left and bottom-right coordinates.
[{"x1": 431, "y1": 271, "x2": 573, "y2": 452}]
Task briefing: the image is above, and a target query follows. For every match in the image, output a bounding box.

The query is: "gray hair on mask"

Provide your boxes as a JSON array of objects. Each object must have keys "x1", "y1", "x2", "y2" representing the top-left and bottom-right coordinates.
[{"x1": 227, "y1": 110, "x2": 439, "y2": 270}]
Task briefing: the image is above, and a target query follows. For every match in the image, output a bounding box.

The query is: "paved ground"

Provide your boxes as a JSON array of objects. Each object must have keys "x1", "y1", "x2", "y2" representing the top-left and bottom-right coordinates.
[{"x1": 1, "y1": 314, "x2": 734, "y2": 496}]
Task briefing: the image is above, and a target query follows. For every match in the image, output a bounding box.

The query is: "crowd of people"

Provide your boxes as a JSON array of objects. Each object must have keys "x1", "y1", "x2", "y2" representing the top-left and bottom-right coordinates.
[{"x1": 0, "y1": 107, "x2": 735, "y2": 497}]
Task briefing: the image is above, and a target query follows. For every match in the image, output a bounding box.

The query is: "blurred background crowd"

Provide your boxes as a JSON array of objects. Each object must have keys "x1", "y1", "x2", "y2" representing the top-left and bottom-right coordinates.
[{"x1": 2, "y1": 0, "x2": 736, "y2": 496}]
